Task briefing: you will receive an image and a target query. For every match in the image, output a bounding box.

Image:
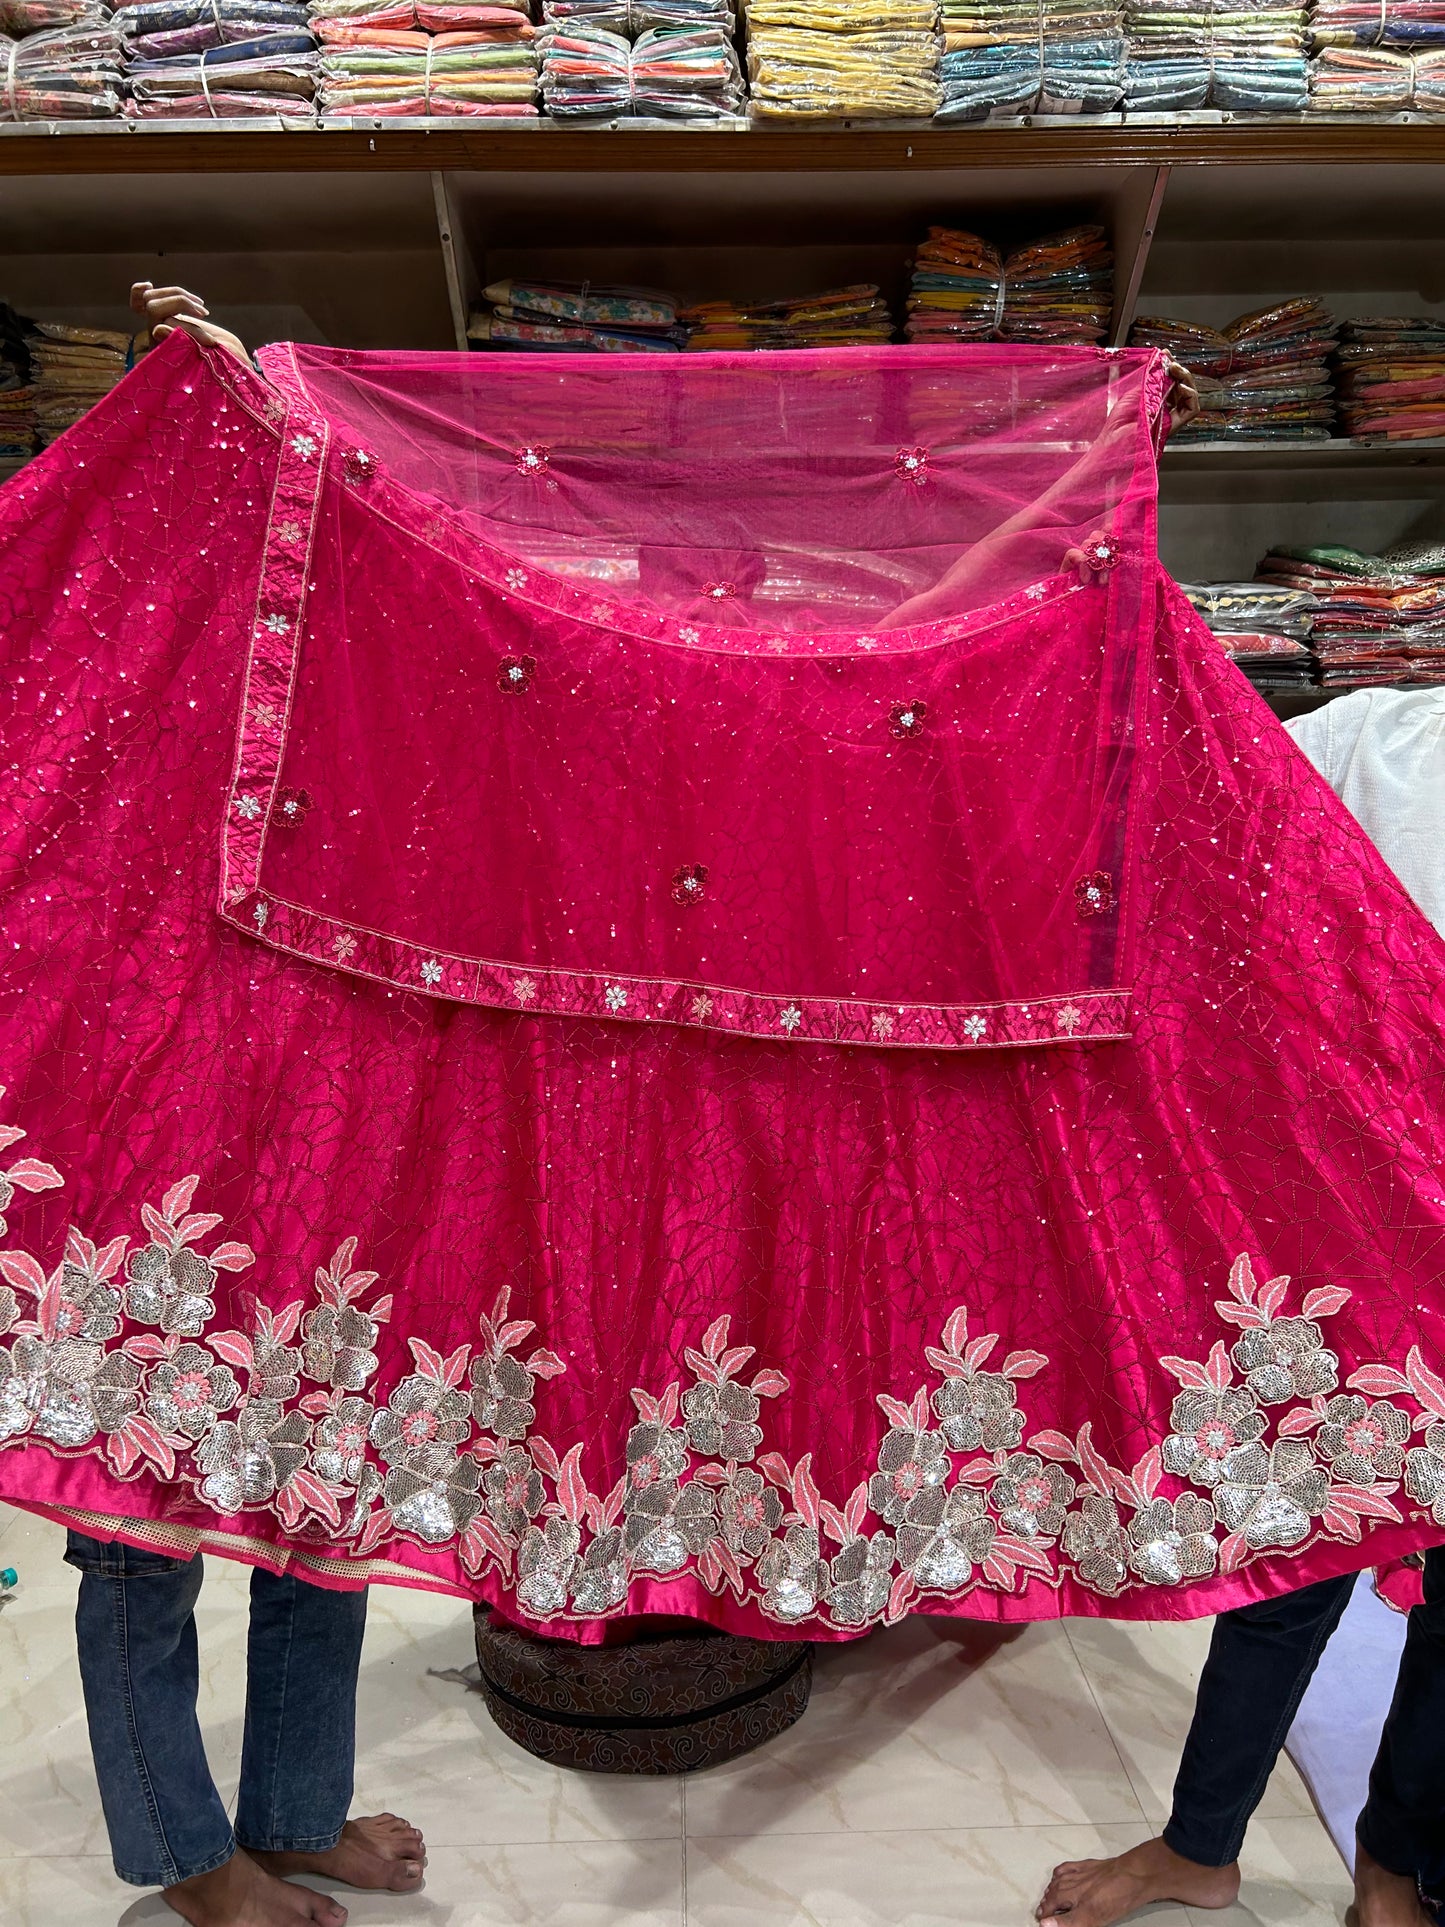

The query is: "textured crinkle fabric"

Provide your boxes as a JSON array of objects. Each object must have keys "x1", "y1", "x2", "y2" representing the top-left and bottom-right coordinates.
[{"x1": 2, "y1": 332, "x2": 1445, "y2": 1641}]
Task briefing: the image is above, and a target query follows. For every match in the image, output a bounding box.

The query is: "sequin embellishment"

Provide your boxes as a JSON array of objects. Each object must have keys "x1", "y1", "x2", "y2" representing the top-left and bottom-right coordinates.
[
  {"x1": 890, "y1": 701, "x2": 928, "y2": 740},
  {"x1": 895, "y1": 447, "x2": 930, "y2": 487},
  {"x1": 1075, "y1": 871, "x2": 1115, "y2": 918},
  {"x1": 498, "y1": 656, "x2": 536, "y2": 695},
  {"x1": 672, "y1": 863, "x2": 709, "y2": 907},
  {"x1": 272, "y1": 788, "x2": 311, "y2": 830}
]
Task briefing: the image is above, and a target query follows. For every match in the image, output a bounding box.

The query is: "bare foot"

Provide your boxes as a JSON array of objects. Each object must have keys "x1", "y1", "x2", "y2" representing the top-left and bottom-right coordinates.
[
  {"x1": 163, "y1": 1848, "x2": 348, "y2": 1926},
  {"x1": 1348, "y1": 1842, "x2": 1434, "y2": 1927},
  {"x1": 252, "y1": 1814, "x2": 426, "y2": 1894},
  {"x1": 1036, "y1": 1837, "x2": 1240, "y2": 1927}
]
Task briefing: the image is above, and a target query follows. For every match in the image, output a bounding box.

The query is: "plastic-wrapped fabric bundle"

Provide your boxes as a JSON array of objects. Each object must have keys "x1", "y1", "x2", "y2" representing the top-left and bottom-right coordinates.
[
  {"x1": 537, "y1": 20, "x2": 630, "y2": 107},
  {"x1": 312, "y1": 0, "x2": 538, "y2": 112},
  {"x1": 0, "y1": 0, "x2": 106, "y2": 25},
  {"x1": 115, "y1": 0, "x2": 310, "y2": 53},
  {"x1": 935, "y1": 0, "x2": 1123, "y2": 117},
  {"x1": 630, "y1": 24, "x2": 743, "y2": 110},
  {"x1": 1310, "y1": 0, "x2": 1445, "y2": 48},
  {"x1": 1123, "y1": 0, "x2": 1307, "y2": 110},
  {"x1": 469, "y1": 279, "x2": 689, "y2": 351},
  {"x1": 1334, "y1": 318, "x2": 1445, "y2": 440},
  {"x1": 0, "y1": 304, "x2": 37, "y2": 461},
  {"x1": 744, "y1": 0, "x2": 942, "y2": 117},
  {"x1": 1257, "y1": 544, "x2": 1445, "y2": 686},
  {"x1": 1179, "y1": 580, "x2": 1319, "y2": 689},
  {"x1": 1309, "y1": 41, "x2": 1445, "y2": 108},
  {"x1": 25, "y1": 319, "x2": 134, "y2": 442},
  {"x1": 906, "y1": 225, "x2": 1113, "y2": 345},
  {"x1": 681, "y1": 284, "x2": 896, "y2": 346},
  {"x1": 0, "y1": 21, "x2": 125, "y2": 115},
  {"x1": 1131, "y1": 301, "x2": 1336, "y2": 440},
  {"x1": 125, "y1": 35, "x2": 319, "y2": 112}
]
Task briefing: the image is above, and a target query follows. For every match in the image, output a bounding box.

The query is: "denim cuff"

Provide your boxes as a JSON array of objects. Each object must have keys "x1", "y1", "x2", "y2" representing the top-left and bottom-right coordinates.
[
  {"x1": 233, "y1": 1827, "x2": 345, "y2": 1855},
  {"x1": 1161, "y1": 1817, "x2": 1244, "y2": 1871},
  {"x1": 113, "y1": 1838, "x2": 236, "y2": 1890}
]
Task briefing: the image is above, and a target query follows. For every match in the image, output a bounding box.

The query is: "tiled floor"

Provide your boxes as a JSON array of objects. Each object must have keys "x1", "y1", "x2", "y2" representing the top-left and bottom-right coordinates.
[{"x1": 0, "y1": 1502, "x2": 1353, "y2": 1926}]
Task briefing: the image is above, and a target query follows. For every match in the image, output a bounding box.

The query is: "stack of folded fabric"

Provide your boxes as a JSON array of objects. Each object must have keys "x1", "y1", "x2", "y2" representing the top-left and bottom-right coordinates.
[
  {"x1": 904, "y1": 224, "x2": 1112, "y2": 344},
  {"x1": 1130, "y1": 299, "x2": 1336, "y2": 439},
  {"x1": 537, "y1": 16, "x2": 741, "y2": 113},
  {"x1": 26, "y1": 319, "x2": 132, "y2": 445},
  {"x1": 0, "y1": 9, "x2": 126, "y2": 118},
  {"x1": 935, "y1": 0, "x2": 1124, "y2": 119},
  {"x1": 118, "y1": 0, "x2": 318, "y2": 116},
  {"x1": 681, "y1": 284, "x2": 896, "y2": 346},
  {"x1": 1180, "y1": 580, "x2": 1319, "y2": 689},
  {"x1": 1256, "y1": 543, "x2": 1445, "y2": 686},
  {"x1": 469, "y1": 279, "x2": 689, "y2": 350},
  {"x1": 744, "y1": 0, "x2": 942, "y2": 118},
  {"x1": 1334, "y1": 318, "x2": 1445, "y2": 440},
  {"x1": 1309, "y1": 0, "x2": 1445, "y2": 107},
  {"x1": 0, "y1": 304, "x2": 37, "y2": 462},
  {"x1": 312, "y1": 0, "x2": 539, "y2": 115},
  {"x1": 1122, "y1": 0, "x2": 1308, "y2": 112}
]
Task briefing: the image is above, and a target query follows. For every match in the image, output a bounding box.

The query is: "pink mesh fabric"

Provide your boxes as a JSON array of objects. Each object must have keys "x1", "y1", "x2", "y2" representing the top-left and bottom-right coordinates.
[{"x1": 1, "y1": 331, "x2": 1444, "y2": 1639}]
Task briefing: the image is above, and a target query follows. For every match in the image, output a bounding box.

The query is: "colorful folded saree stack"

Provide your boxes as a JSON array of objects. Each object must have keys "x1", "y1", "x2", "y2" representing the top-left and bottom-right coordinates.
[
  {"x1": 1308, "y1": 0, "x2": 1445, "y2": 109},
  {"x1": 905, "y1": 224, "x2": 1113, "y2": 344},
  {"x1": 312, "y1": 0, "x2": 538, "y2": 114},
  {"x1": 1257, "y1": 543, "x2": 1445, "y2": 686},
  {"x1": 1131, "y1": 299, "x2": 1336, "y2": 439},
  {"x1": 1179, "y1": 580, "x2": 1319, "y2": 689},
  {"x1": 744, "y1": 0, "x2": 941, "y2": 117},
  {"x1": 1334, "y1": 318, "x2": 1445, "y2": 439},
  {"x1": 935, "y1": 0, "x2": 1124, "y2": 118},
  {"x1": 469, "y1": 278, "x2": 688, "y2": 350},
  {"x1": 537, "y1": 17, "x2": 742, "y2": 114},
  {"x1": 1122, "y1": 0, "x2": 1308, "y2": 111},
  {"x1": 680, "y1": 283, "x2": 896, "y2": 345},
  {"x1": 25, "y1": 319, "x2": 133, "y2": 443},
  {"x1": 0, "y1": 7, "x2": 125, "y2": 117},
  {"x1": 118, "y1": 0, "x2": 318, "y2": 116}
]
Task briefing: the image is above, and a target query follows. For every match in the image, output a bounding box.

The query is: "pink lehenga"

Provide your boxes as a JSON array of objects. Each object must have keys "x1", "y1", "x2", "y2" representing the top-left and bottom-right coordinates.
[{"x1": 2, "y1": 332, "x2": 1444, "y2": 1640}]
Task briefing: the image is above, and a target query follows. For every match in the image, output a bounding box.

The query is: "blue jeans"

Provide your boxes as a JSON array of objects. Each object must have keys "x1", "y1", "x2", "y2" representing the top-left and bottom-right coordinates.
[
  {"x1": 1164, "y1": 1551, "x2": 1445, "y2": 1899},
  {"x1": 66, "y1": 1531, "x2": 369, "y2": 1889}
]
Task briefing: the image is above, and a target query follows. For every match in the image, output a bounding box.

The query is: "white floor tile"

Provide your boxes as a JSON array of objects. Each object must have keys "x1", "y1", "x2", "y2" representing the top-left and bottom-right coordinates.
[{"x1": 1190, "y1": 1814, "x2": 1354, "y2": 1925}]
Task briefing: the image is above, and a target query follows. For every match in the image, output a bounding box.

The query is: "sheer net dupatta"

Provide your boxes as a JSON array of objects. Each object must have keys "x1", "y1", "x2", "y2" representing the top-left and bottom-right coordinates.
[{"x1": 223, "y1": 343, "x2": 1170, "y2": 1052}]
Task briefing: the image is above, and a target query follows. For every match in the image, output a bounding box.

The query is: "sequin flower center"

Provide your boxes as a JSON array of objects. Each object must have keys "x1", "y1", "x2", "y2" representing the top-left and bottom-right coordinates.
[
  {"x1": 889, "y1": 701, "x2": 928, "y2": 740},
  {"x1": 498, "y1": 655, "x2": 536, "y2": 695},
  {"x1": 516, "y1": 446, "x2": 551, "y2": 479},
  {"x1": 895, "y1": 447, "x2": 930, "y2": 487},
  {"x1": 341, "y1": 447, "x2": 377, "y2": 486},
  {"x1": 272, "y1": 787, "x2": 311, "y2": 830},
  {"x1": 1075, "y1": 871, "x2": 1115, "y2": 918},
  {"x1": 671, "y1": 863, "x2": 709, "y2": 907},
  {"x1": 1081, "y1": 535, "x2": 1121, "y2": 572}
]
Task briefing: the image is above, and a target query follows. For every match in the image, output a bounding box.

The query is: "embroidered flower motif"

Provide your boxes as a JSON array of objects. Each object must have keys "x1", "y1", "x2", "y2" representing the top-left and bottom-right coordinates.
[
  {"x1": 275, "y1": 520, "x2": 303, "y2": 547},
  {"x1": 145, "y1": 1342, "x2": 240, "y2": 1439},
  {"x1": 252, "y1": 1334, "x2": 302, "y2": 1406},
  {"x1": 302, "y1": 1303, "x2": 379, "y2": 1392},
  {"x1": 53, "y1": 1261, "x2": 122, "y2": 1345},
  {"x1": 1405, "y1": 1423, "x2": 1445, "y2": 1525},
  {"x1": 234, "y1": 794, "x2": 262, "y2": 821},
  {"x1": 1075, "y1": 871, "x2": 1115, "y2": 918},
  {"x1": 197, "y1": 1397, "x2": 311, "y2": 1512},
  {"x1": 624, "y1": 1475, "x2": 717, "y2": 1574},
  {"x1": 290, "y1": 433, "x2": 317, "y2": 460},
  {"x1": 704, "y1": 582, "x2": 738, "y2": 601},
  {"x1": 1081, "y1": 535, "x2": 1121, "y2": 572},
  {"x1": 1215, "y1": 1437, "x2": 1329, "y2": 1549},
  {"x1": 931, "y1": 1369, "x2": 1025, "y2": 1454},
  {"x1": 470, "y1": 1351, "x2": 536, "y2": 1441},
  {"x1": 385, "y1": 1442, "x2": 483, "y2": 1545},
  {"x1": 516, "y1": 1516, "x2": 579, "y2": 1616},
  {"x1": 126, "y1": 1243, "x2": 219, "y2": 1336},
  {"x1": 1161, "y1": 1386, "x2": 1269, "y2": 1487},
  {"x1": 498, "y1": 655, "x2": 536, "y2": 695},
  {"x1": 779, "y1": 1005, "x2": 803, "y2": 1035},
  {"x1": 719, "y1": 1466, "x2": 784, "y2": 1558},
  {"x1": 758, "y1": 1522, "x2": 829, "y2": 1622},
  {"x1": 604, "y1": 984, "x2": 628, "y2": 1014},
  {"x1": 1126, "y1": 1494, "x2": 1219, "y2": 1586},
  {"x1": 1056, "y1": 1004, "x2": 1083, "y2": 1035},
  {"x1": 272, "y1": 787, "x2": 311, "y2": 830},
  {"x1": 626, "y1": 1418, "x2": 688, "y2": 1492},
  {"x1": 253, "y1": 902, "x2": 270, "y2": 931},
  {"x1": 671, "y1": 863, "x2": 709, "y2": 907},
  {"x1": 512, "y1": 975, "x2": 538, "y2": 1005},
  {"x1": 895, "y1": 446, "x2": 930, "y2": 486},
  {"x1": 690, "y1": 993, "x2": 715, "y2": 1022},
  {"x1": 868, "y1": 1426, "x2": 948, "y2": 1525},
  {"x1": 261, "y1": 613, "x2": 289, "y2": 637},
  {"x1": 1062, "y1": 1492, "x2": 1131, "y2": 1594},
  {"x1": 483, "y1": 1443, "x2": 546, "y2": 1538},
  {"x1": 515, "y1": 445, "x2": 550, "y2": 478},
  {"x1": 829, "y1": 1531, "x2": 895, "y2": 1626},
  {"x1": 1025, "y1": 583, "x2": 1048, "y2": 601},
  {"x1": 420, "y1": 960, "x2": 443, "y2": 988},
  {"x1": 889, "y1": 701, "x2": 927, "y2": 740},
  {"x1": 341, "y1": 446, "x2": 376, "y2": 486},
  {"x1": 570, "y1": 1525, "x2": 629, "y2": 1615},
  {"x1": 679, "y1": 626, "x2": 701, "y2": 645},
  {"x1": 0, "y1": 1287, "x2": 16, "y2": 1338},
  {"x1": 333, "y1": 933, "x2": 358, "y2": 963},
  {"x1": 857, "y1": 636, "x2": 879, "y2": 651},
  {"x1": 1316, "y1": 1395, "x2": 1410, "y2": 1483},
  {"x1": 370, "y1": 1375, "x2": 471, "y2": 1465},
  {"x1": 991, "y1": 1452, "x2": 1076, "y2": 1540},
  {"x1": 252, "y1": 702, "x2": 281, "y2": 729},
  {"x1": 682, "y1": 1379, "x2": 762, "y2": 1462},
  {"x1": 1230, "y1": 1317, "x2": 1339, "y2": 1406},
  {"x1": 504, "y1": 567, "x2": 528, "y2": 592},
  {"x1": 871, "y1": 1012, "x2": 896, "y2": 1041},
  {"x1": 589, "y1": 601, "x2": 614, "y2": 625},
  {"x1": 963, "y1": 1014, "x2": 987, "y2": 1043},
  {"x1": 311, "y1": 1396, "x2": 375, "y2": 1485},
  {"x1": 896, "y1": 1484, "x2": 996, "y2": 1590}
]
